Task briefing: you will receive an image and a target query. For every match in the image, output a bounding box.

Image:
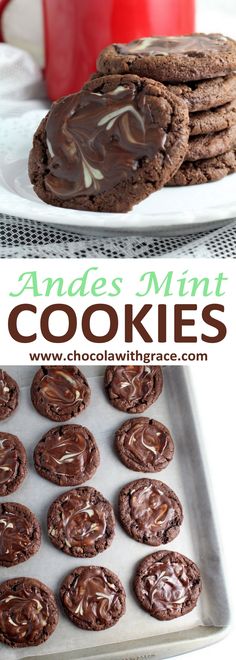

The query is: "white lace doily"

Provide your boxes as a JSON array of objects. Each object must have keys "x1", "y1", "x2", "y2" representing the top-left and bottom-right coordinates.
[{"x1": 0, "y1": 212, "x2": 235, "y2": 258}]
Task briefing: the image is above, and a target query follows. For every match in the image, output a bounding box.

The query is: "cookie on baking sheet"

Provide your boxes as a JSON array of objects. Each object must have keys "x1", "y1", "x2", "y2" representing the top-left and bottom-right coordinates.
[
  {"x1": 105, "y1": 366, "x2": 163, "y2": 413},
  {"x1": 0, "y1": 432, "x2": 27, "y2": 496},
  {"x1": 119, "y1": 478, "x2": 183, "y2": 546},
  {"x1": 34, "y1": 424, "x2": 100, "y2": 486},
  {"x1": 97, "y1": 34, "x2": 236, "y2": 82},
  {"x1": 186, "y1": 123, "x2": 236, "y2": 161},
  {"x1": 31, "y1": 366, "x2": 91, "y2": 422},
  {"x1": 29, "y1": 74, "x2": 189, "y2": 213},
  {"x1": 189, "y1": 99, "x2": 236, "y2": 136},
  {"x1": 0, "y1": 369, "x2": 19, "y2": 421},
  {"x1": 134, "y1": 550, "x2": 202, "y2": 620},
  {"x1": 0, "y1": 577, "x2": 59, "y2": 647},
  {"x1": 0, "y1": 502, "x2": 41, "y2": 567},
  {"x1": 115, "y1": 417, "x2": 174, "y2": 472},
  {"x1": 167, "y1": 149, "x2": 236, "y2": 186},
  {"x1": 47, "y1": 486, "x2": 115, "y2": 557},
  {"x1": 168, "y1": 73, "x2": 236, "y2": 113},
  {"x1": 60, "y1": 565, "x2": 126, "y2": 630}
]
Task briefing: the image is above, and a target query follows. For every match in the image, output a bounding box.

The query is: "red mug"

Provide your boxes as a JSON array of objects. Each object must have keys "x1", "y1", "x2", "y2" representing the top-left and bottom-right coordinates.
[
  {"x1": 0, "y1": 0, "x2": 11, "y2": 40},
  {"x1": 43, "y1": 0, "x2": 195, "y2": 100}
]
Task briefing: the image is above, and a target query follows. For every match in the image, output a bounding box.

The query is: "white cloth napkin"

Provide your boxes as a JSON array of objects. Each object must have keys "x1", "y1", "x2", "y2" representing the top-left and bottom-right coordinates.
[
  {"x1": 1, "y1": 0, "x2": 44, "y2": 66},
  {"x1": 0, "y1": 43, "x2": 47, "y2": 116}
]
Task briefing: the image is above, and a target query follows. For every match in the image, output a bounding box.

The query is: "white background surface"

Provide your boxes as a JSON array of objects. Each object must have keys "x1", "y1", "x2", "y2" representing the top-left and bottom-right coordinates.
[{"x1": 170, "y1": 364, "x2": 236, "y2": 660}]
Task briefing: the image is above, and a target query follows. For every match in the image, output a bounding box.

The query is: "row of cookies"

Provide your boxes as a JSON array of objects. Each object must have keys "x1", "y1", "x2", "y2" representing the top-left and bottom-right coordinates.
[
  {"x1": 0, "y1": 365, "x2": 163, "y2": 423},
  {"x1": 0, "y1": 547, "x2": 201, "y2": 647},
  {"x1": 29, "y1": 34, "x2": 236, "y2": 212},
  {"x1": 0, "y1": 474, "x2": 183, "y2": 568},
  {"x1": 0, "y1": 365, "x2": 201, "y2": 648},
  {"x1": 0, "y1": 416, "x2": 174, "y2": 497}
]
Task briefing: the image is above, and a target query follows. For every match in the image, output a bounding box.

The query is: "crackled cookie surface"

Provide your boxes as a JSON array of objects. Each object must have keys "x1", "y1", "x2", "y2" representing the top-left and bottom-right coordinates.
[
  {"x1": 167, "y1": 149, "x2": 236, "y2": 186},
  {"x1": 97, "y1": 34, "x2": 236, "y2": 82},
  {"x1": 186, "y1": 124, "x2": 236, "y2": 161},
  {"x1": 189, "y1": 99, "x2": 236, "y2": 136},
  {"x1": 168, "y1": 73, "x2": 236, "y2": 113}
]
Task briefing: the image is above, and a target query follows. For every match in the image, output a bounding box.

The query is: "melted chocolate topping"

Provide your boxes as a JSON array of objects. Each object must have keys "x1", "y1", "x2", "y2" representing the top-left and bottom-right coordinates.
[
  {"x1": 0, "y1": 580, "x2": 54, "y2": 644},
  {"x1": 63, "y1": 567, "x2": 123, "y2": 625},
  {"x1": 0, "y1": 438, "x2": 19, "y2": 487},
  {"x1": 142, "y1": 554, "x2": 193, "y2": 612},
  {"x1": 129, "y1": 482, "x2": 175, "y2": 534},
  {"x1": 38, "y1": 367, "x2": 87, "y2": 408},
  {"x1": 38, "y1": 426, "x2": 95, "y2": 478},
  {"x1": 117, "y1": 34, "x2": 228, "y2": 56},
  {"x1": 124, "y1": 419, "x2": 169, "y2": 466},
  {"x1": 111, "y1": 366, "x2": 156, "y2": 402},
  {"x1": 48, "y1": 490, "x2": 107, "y2": 551},
  {"x1": 45, "y1": 83, "x2": 167, "y2": 198}
]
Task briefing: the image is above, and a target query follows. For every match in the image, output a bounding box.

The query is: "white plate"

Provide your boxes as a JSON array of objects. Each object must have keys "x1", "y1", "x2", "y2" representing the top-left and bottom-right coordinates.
[{"x1": 0, "y1": 108, "x2": 236, "y2": 236}]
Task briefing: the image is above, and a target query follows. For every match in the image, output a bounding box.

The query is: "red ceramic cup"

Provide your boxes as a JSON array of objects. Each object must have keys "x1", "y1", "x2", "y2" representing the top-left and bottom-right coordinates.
[
  {"x1": 0, "y1": 0, "x2": 11, "y2": 40},
  {"x1": 43, "y1": 0, "x2": 195, "y2": 100}
]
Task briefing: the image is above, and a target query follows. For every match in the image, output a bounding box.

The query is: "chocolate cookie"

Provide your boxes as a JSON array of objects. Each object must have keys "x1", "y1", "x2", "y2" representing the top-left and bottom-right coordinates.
[
  {"x1": 105, "y1": 366, "x2": 163, "y2": 413},
  {"x1": 116, "y1": 417, "x2": 174, "y2": 472},
  {"x1": 0, "y1": 432, "x2": 27, "y2": 496},
  {"x1": 0, "y1": 369, "x2": 19, "y2": 421},
  {"x1": 60, "y1": 566, "x2": 126, "y2": 631},
  {"x1": 0, "y1": 502, "x2": 41, "y2": 567},
  {"x1": 97, "y1": 34, "x2": 236, "y2": 83},
  {"x1": 190, "y1": 99, "x2": 236, "y2": 136},
  {"x1": 168, "y1": 73, "x2": 236, "y2": 113},
  {"x1": 29, "y1": 74, "x2": 189, "y2": 213},
  {"x1": 167, "y1": 148, "x2": 236, "y2": 186},
  {"x1": 31, "y1": 366, "x2": 91, "y2": 422},
  {"x1": 186, "y1": 123, "x2": 236, "y2": 161},
  {"x1": 119, "y1": 479, "x2": 183, "y2": 546},
  {"x1": 47, "y1": 486, "x2": 115, "y2": 557},
  {"x1": 0, "y1": 577, "x2": 59, "y2": 647},
  {"x1": 134, "y1": 550, "x2": 202, "y2": 620},
  {"x1": 34, "y1": 424, "x2": 100, "y2": 487}
]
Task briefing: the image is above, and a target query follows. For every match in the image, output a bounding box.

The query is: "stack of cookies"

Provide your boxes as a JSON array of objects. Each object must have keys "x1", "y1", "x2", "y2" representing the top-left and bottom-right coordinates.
[
  {"x1": 97, "y1": 34, "x2": 236, "y2": 187},
  {"x1": 29, "y1": 33, "x2": 236, "y2": 213}
]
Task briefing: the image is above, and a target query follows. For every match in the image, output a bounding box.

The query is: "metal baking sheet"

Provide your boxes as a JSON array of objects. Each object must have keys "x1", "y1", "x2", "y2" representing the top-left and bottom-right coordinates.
[{"x1": 0, "y1": 366, "x2": 230, "y2": 660}]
